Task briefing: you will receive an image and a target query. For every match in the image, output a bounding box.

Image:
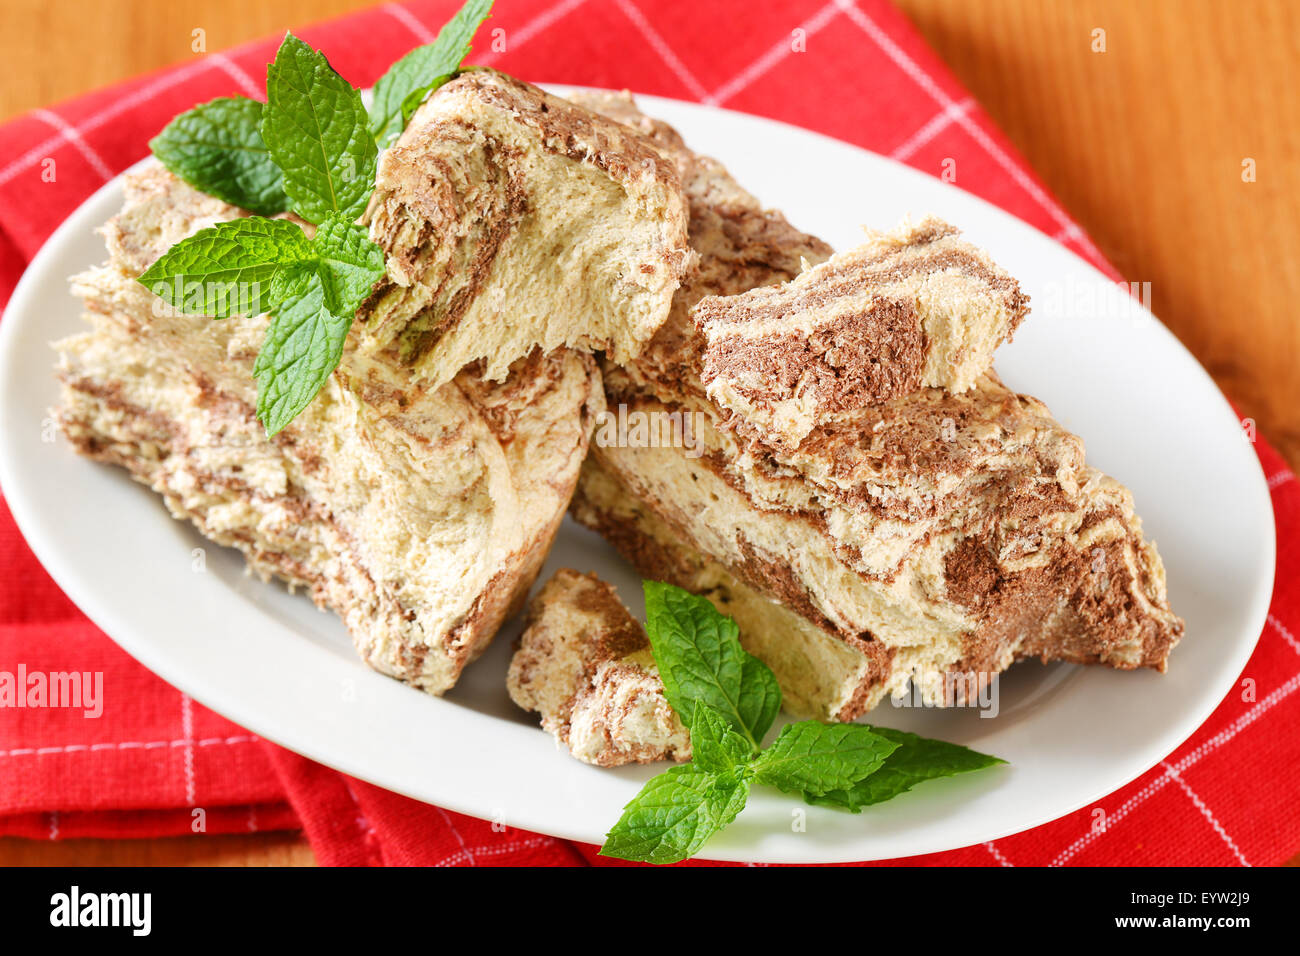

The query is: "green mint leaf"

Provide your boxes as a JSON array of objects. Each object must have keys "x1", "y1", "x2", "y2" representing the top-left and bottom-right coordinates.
[
  {"x1": 753, "y1": 721, "x2": 898, "y2": 797},
  {"x1": 149, "y1": 97, "x2": 290, "y2": 215},
  {"x1": 369, "y1": 0, "x2": 494, "y2": 148},
  {"x1": 253, "y1": 271, "x2": 351, "y2": 436},
  {"x1": 262, "y1": 33, "x2": 377, "y2": 224},
  {"x1": 137, "y1": 217, "x2": 310, "y2": 317},
  {"x1": 806, "y1": 727, "x2": 1006, "y2": 812},
  {"x1": 643, "y1": 582, "x2": 781, "y2": 750},
  {"x1": 137, "y1": 211, "x2": 380, "y2": 435},
  {"x1": 398, "y1": 84, "x2": 434, "y2": 132},
  {"x1": 689, "y1": 702, "x2": 756, "y2": 773},
  {"x1": 599, "y1": 764, "x2": 749, "y2": 865},
  {"x1": 309, "y1": 216, "x2": 386, "y2": 316}
]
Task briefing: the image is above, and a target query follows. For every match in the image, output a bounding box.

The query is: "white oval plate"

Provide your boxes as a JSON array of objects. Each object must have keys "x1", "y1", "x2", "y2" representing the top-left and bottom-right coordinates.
[{"x1": 0, "y1": 90, "x2": 1275, "y2": 864}]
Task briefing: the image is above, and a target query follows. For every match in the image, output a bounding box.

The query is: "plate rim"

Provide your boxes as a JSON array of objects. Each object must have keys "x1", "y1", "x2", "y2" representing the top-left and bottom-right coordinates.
[{"x1": 0, "y1": 87, "x2": 1277, "y2": 863}]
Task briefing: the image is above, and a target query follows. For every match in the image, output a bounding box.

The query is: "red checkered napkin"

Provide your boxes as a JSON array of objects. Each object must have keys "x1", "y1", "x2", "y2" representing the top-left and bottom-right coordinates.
[{"x1": 1, "y1": 0, "x2": 1296, "y2": 866}]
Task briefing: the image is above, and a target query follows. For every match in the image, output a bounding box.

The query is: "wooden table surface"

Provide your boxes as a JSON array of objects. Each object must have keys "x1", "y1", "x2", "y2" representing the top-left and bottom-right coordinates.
[{"x1": 1, "y1": 0, "x2": 1296, "y2": 866}]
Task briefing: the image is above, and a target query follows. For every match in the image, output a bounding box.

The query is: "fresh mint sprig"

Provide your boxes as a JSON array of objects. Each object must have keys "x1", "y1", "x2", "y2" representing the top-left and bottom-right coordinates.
[
  {"x1": 599, "y1": 584, "x2": 1006, "y2": 864},
  {"x1": 138, "y1": 34, "x2": 385, "y2": 437},
  {"x1": 141, "y1": 2, "x2": 491, "y2": 436},
  {"x1": 370, "y1": 0, "x2": 494, "y2": 148}
]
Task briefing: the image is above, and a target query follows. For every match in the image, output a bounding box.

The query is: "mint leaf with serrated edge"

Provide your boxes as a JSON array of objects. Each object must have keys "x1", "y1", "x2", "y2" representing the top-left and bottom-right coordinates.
[
  {"x1": 370, "y1": 0, "x2": 494, "y2": 148},
  {"x1": 805, "y1": 727, "x2": 1006, "y2": 812},
  {"x1": 262, "y1": 33, "x2": 377, "y2": 224},
  {"x1": 309, "y1": 216, "x2": 386, "y2": 316},
  {"x1": 253, "y1": 272, "x2": 351, "y2": 436},
  {"x1": 643, "y1": 581, "x2": 780, "y2": 750},
  {"x1": 753, "y1": 721, "x2": 898, "y2": 797},
  {"x1": 599, "y1": 764, "x2": 750, "y2": 866},
  {"x1": 688, "y1": 701, "x2": 756, "y2": 773},
  {"x1": 149, "y1": 97, "x2": 290, "y2": 216},
  {"x1": 138, "y1": 217, "x2": 310, "y2": 318}
]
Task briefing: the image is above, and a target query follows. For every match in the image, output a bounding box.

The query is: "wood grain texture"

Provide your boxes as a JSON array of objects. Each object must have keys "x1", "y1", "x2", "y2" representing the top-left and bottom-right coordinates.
[
  {"x1": 0, "y1": 0, "x2": 1295, "y2": 866},
  {"x1": 0, "y1": 0, "x2": 379, "y2": 123},
  {"x1": 0, "y1": 833, "x2": 315, "y2": 865}
]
